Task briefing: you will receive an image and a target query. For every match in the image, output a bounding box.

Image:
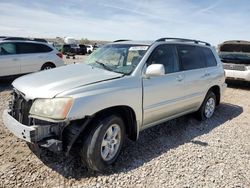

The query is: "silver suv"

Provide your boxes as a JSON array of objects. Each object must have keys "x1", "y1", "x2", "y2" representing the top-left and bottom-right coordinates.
[{"x1": 2, "y1": 38, "x2": 226, "y2": 171}]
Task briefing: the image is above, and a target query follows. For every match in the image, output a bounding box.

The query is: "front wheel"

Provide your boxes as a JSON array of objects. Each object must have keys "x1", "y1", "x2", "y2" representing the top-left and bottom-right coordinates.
[
  {"x1": 80, "y1": 115, "x2": 125, "y2": 172},
  {"x1": 197, "y1": 91, "x2": 216, "y2": 120}
]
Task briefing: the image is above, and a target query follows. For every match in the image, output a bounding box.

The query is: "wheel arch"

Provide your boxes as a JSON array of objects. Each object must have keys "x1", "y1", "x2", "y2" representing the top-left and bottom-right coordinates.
[
  {"x1": 63, "y1": 105, "x2": 139, "y2": 155},
  {"x1": 208, "y1": 85, "x2": 221, "y2": 105},
  {"x1": 92, "y1": 105, "x2": 138, "y2": 141},
  {"x1": 41, "y1": 62, "x2": 56, "y2": 70}
]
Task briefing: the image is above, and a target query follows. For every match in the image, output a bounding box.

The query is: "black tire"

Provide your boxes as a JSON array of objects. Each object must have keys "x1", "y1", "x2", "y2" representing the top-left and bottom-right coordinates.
[
  {"x1": 80, "y1": 115, "x2": 125, "y2": 172},
  {"x1": 41, "y1": 63, "x2": 55, "y2": 70},
  {"x1": 196, "y1": 91, "x2": 216, "y2": 121}
]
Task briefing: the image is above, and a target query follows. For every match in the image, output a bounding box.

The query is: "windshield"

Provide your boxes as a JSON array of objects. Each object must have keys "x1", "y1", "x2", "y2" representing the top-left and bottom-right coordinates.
[
  {"x1": 86, "y1": 44, "x2": 148, "y2": 75},
  {"x1": 219, "y1": 52, "x2": 250, "y2": 64}
]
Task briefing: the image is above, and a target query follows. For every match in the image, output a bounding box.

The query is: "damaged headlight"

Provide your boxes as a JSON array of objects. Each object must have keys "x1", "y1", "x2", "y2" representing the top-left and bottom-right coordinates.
[{"x1": 30, "y1": 98, "x2": 73, "y2": 120}]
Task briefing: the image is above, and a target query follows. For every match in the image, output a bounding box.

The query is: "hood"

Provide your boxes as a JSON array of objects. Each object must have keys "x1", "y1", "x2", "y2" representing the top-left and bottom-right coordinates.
[
  {"x1": 218, "y1": 40, "x2": 250, "y2": 53},
  {"x1": 12, "y1": 63, "x2": 123, "y2": 99}
]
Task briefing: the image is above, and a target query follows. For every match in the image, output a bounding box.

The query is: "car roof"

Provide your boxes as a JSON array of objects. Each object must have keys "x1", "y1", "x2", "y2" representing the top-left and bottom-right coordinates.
[
  {"x1": 0, "y1": 40, "x2": 49, "y2": 45},
  {"x1": 110, "y1": 38, "x2": 211, "y2": 47},
  {"x1": 110, "y1": 40, "x2": 153, "y2": 45}
]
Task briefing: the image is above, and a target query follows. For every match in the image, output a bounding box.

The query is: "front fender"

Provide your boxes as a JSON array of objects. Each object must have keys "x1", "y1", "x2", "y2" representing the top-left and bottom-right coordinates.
[{"x1": 60, "y1": 76, "x2": 143, "y2": 129}]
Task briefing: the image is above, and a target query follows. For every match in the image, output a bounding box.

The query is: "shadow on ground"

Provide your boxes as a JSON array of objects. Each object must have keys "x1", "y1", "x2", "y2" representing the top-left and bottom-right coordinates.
[
  {"x1": 30, "y1": 102, "x2": 243, "y2": 179},
  {"x1": 0, "y1": 77, "x2": 16, "y2": 92},
  {"x1": 226, "y1": 80, "x2": 250, "y2": 90}
]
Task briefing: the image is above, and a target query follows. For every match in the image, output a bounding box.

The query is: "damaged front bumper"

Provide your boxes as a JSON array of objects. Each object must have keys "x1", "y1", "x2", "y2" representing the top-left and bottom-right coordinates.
[{"x1": 2, "y1": 109, "x2": 63, "y2": 152}]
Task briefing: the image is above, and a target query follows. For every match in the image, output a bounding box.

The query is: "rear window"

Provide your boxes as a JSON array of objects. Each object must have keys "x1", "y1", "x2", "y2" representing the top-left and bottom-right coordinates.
[
  {"x1": 177, "y1": 45, "x2": 206, "y2": 71},
  {"x1": 201, "y1": 48, "x2": 217, "y2": 67},
  {"x1": 17, "y1": 43, "x2": 53, "y2": 54}
]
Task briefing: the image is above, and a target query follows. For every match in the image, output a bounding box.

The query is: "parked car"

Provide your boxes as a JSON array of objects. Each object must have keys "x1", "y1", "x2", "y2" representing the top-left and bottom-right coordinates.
[
  {"x1": 61, "y1": 44, "x2": 76, "y2": 58},
  {"x1": 2, "y1": 38, "x2": 226, "y2": 172},
  {"x1": 218, "y1": 40, "x2": 250, "y2": 82},
  {"x1": 76, "y1": 44, "x2": 87, "y2": 55},
  {"x1": 0, "y1": 40, "x2": 64, "y2": 77}
]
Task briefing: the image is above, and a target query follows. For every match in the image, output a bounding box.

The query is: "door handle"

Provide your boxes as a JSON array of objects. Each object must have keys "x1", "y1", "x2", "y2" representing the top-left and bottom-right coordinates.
[
  {"x1": 176, "y1": 75, "x2": 184, "y2": 82},
  {"x1": 12, "y1": 58, "x2": 18, "y2": 61},
  {"x1": 202, "y1": 73, "x2": 210, "y2": 78}
]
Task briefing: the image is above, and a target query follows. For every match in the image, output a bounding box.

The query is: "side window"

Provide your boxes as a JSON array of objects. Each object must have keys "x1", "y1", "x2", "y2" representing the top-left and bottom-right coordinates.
[
  {"x1": 0, "y1": 43, "x2": 16, "y2": 55},
  {"x1": 36, "y1": 44, "x2": 53, "y2": 53},
  {"x1": 201, "y1": 48, "x2": 217, "y2": 67},
  {"x1": 147, "y1": 45, "x2": 179, "y2": 74},
  {"x1": 17, "y1": 43, "x2": 52, "y2": 54},
  {"x1": 177, "y1": 45, "x2": 206, "y2": 71}
]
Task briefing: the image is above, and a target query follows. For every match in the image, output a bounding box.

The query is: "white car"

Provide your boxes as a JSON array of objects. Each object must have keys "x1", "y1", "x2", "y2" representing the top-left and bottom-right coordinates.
[
  {"x1": 86, "y1": 45, "x2": 93, "y2": 54},
  {"x1": 219, "y1": 40, "x2": 250, "y2": 82},
  {"x1": 0, "y1": 40, "x2": 65, "y2": 77}
]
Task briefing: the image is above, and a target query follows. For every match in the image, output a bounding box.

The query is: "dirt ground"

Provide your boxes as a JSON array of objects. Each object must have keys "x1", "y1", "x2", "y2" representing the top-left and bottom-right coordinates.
[{"x1": 0, "y1": 76, "x2": 249, "y2": 187}]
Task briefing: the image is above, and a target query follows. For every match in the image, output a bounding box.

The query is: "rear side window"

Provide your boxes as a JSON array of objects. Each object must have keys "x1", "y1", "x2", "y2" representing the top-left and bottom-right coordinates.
[
  {"x1": 177, "y1": 45, "x2": 206, "y2": 71},
  {"x1": 17, "y1": 43, "x2": 53, "y2": 54},
  {"x1": 0, "y1": 43, "x2": 16, "y2": 55},
  {"x1": 201, "y1": 48, "x2": 217, "y2": 67}
]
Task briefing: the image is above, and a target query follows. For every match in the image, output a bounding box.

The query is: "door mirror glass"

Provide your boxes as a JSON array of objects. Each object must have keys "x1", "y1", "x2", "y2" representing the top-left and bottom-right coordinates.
[{"x1": 145, "y1": 64, "x2": 165, "y2": 77}]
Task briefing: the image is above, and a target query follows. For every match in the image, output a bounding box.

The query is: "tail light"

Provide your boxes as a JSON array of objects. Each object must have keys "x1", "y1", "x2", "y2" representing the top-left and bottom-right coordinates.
[{"x1": 56, "y1": 53, "x2": 63, "y2": 58}]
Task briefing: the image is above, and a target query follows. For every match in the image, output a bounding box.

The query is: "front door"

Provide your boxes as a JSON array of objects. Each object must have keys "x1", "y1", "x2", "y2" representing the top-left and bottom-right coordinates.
[{"x1": 143, "y1": 45, "x2": 187, "y2": 127}]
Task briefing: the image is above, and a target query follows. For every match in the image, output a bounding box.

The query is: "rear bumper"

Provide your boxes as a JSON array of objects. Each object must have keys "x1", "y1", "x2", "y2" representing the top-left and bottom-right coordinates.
[{"x1": 225, "y1": 69, "x2": 250, "y2": 81}]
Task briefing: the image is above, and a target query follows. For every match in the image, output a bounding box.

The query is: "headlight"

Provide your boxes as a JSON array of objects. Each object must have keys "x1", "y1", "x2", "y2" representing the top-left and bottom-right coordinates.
[
  {"x1": 246, "y1": 66, "x2": 250, "y2": 70},
  {"x1": 30, "y1": 98, "x2": 73, "y2": 120}
]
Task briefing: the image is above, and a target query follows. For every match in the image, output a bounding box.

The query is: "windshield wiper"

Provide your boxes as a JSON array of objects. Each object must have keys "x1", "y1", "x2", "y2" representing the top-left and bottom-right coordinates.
[
  {"x1": 95, "y1": 61, "x2": 114, "y2": 72},
  {"x1": 95, "y1": 61, "x2": 126, "y2": 75}
]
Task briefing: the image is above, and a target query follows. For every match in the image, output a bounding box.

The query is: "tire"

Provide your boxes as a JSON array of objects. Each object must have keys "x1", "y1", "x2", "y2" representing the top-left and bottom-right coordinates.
[
  {"x1": 80, "y1": 115, "x2": 125, "y2": 172},
  {"x1": 196, "y1": 91, "x2": 216, "y2": 121},
  {"x1": 41, "y1": 63, "x2": 55, "y2": 70}
]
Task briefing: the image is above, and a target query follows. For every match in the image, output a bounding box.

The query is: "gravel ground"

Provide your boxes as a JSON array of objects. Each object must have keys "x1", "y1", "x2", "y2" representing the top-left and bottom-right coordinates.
[{"x1": 0, "y1": 79, "x2": 249, "y2": 188}]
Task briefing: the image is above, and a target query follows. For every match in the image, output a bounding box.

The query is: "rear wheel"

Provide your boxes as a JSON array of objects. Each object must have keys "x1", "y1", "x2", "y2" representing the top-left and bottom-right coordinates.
[
  {"x1": 80, "y1": 115, "x2": 125, "y2": 172},
  {"x1": 197, "y1": 91, "x2": 216, "y2": 120},
  {"x1": 41, "y1": 63, "x2": 55, "y2": 70}
]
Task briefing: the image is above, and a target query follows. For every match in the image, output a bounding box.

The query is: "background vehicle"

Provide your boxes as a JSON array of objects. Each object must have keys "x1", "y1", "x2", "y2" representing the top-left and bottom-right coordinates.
[
  {"x1": 77, "y1": 44, "x2": 87, "y2": 55},
  {"x1": 61, "y1": 44, "x2": 76, "y2": 58},
  {"x1": 2, "y1": 38, "x2": 226, "y2": 172},
  {"x1": 0, "y1": 40, "x2": 64, "y2": 77},
  {"x1": 86, "y1": 45, "x2": 93, "y2": 54},
  {"x1": 218, "y1": 40, "x2": 250, "y2": 82}
]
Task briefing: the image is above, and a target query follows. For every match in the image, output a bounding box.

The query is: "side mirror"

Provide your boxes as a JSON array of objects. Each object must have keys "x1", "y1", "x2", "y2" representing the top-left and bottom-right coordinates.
[{"x1": 145, "y1": 64, "x2": 165, "y2": 77}]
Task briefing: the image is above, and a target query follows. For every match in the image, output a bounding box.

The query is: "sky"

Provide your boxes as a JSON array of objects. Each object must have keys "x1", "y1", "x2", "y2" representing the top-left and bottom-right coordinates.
[{"x1": 0, "y1": 0, "x2": 250, "y2": 45}]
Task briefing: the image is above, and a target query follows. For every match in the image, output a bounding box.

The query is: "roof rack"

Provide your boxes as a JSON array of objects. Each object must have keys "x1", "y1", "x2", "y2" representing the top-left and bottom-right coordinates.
[
  {"x1": 113, "y1": 39, "x2": 131, "y2": 43},
  {"x1": 155, "y1": 37, "x2": 211, "y2": 46},
  {"x1": 2, "y1": 37, "x2": 47, "y2": 43},
  {"x1": 3, "y1": 37, "x2": 30, "y2": 41}
]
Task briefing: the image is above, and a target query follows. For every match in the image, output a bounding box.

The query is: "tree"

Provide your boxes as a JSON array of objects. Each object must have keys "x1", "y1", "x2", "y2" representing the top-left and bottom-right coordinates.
[{"x1": 79, "y1": 38, "x2": 90, "y2": 44}]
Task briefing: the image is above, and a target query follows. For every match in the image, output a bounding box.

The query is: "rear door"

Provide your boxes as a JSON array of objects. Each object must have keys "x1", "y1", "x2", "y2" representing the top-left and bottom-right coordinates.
[
  {"x1": 16, "y1": 42, "x2": 52, "y2": 73},
  {"x1": 201, "y1": 47, "x2": 220, "y2": 84},
  {"x1": 0, "y1": 42, "x2": 20, "y2": 76},
  {"x1": 143, "y1": 44, "x2": 187, "y2": 127},
  {"x1": 176, "y1": 45, "x2": 209, "y2": 110}
]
